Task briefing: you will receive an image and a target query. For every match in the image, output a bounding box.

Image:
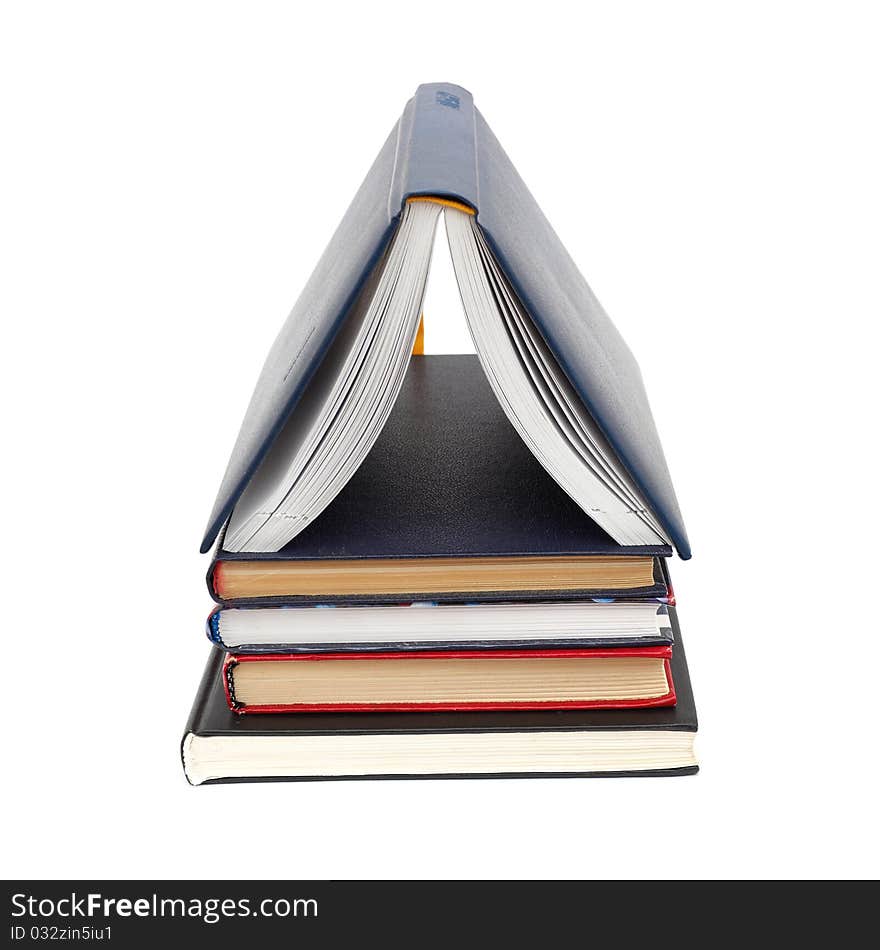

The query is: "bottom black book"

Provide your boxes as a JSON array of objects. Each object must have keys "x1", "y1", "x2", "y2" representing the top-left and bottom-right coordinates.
[{"x1": 182, "y1": 610, "x2": 698, "y2": 785}]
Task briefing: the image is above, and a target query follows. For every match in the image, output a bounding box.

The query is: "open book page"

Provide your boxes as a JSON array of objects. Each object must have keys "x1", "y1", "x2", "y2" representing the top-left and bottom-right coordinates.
[
  {"x1": 224, "y1": 200, "x2": 442, "y2": 552},
  {"x1": 444, "y1": 207, "x2": 669, "y2": 548}
]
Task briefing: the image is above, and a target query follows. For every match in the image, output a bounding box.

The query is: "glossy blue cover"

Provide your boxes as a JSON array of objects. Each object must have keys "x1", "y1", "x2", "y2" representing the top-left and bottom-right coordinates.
[{"x1": 201, "y1": 83, "x2": 690, "y2": 559}]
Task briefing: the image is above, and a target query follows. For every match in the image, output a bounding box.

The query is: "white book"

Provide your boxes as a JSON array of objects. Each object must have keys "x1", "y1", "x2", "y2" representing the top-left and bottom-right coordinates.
[{"x1": 210, "y1": 601, "x2": 673, "y2": 652}]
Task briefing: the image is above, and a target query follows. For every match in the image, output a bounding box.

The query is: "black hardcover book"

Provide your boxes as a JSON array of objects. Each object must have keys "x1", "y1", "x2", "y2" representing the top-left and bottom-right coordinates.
[
  {"x1": 207, "y1": 356, "x2": 672, "y2": 606},
  {"x1": 182, "y1": 609, "x2": 698, "y2": 784}
]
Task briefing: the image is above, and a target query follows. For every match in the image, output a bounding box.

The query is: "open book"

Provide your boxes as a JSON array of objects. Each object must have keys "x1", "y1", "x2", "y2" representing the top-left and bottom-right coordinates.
[
  {"x1": 224, "y1": 199, "x2": 670, "y2": 553},
  {"x1": 202, "y1": 83, "x2": 689, "y2": 560}
]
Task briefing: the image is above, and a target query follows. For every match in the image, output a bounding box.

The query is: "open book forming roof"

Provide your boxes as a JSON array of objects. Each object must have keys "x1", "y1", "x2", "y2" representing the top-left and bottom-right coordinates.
[{"x1": 201, "y1": 83, "x2": 690, "y2": 559}]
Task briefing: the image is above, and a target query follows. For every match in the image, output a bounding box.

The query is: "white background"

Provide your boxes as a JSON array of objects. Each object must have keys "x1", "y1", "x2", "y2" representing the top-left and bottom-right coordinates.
[{"x1": 2, "y1": 1, "x2": 878, "y2": 879}]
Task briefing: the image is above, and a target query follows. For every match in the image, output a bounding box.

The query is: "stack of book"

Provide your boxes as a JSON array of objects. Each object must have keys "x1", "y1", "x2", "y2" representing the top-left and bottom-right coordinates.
[{"x1": 182, "y1": 84, "x2": 698, "y2": 785}]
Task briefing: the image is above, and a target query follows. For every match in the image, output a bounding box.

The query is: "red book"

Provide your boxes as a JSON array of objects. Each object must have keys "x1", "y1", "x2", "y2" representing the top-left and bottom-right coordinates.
[{"x1": 223, "y1": 646, "x2": 675, "y2": 714}]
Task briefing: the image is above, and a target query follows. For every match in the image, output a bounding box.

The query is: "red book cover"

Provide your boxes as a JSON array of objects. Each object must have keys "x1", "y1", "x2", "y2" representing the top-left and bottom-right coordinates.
[{"x1": 222, "y1": 646, "x2": 676, "y2": 714}]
